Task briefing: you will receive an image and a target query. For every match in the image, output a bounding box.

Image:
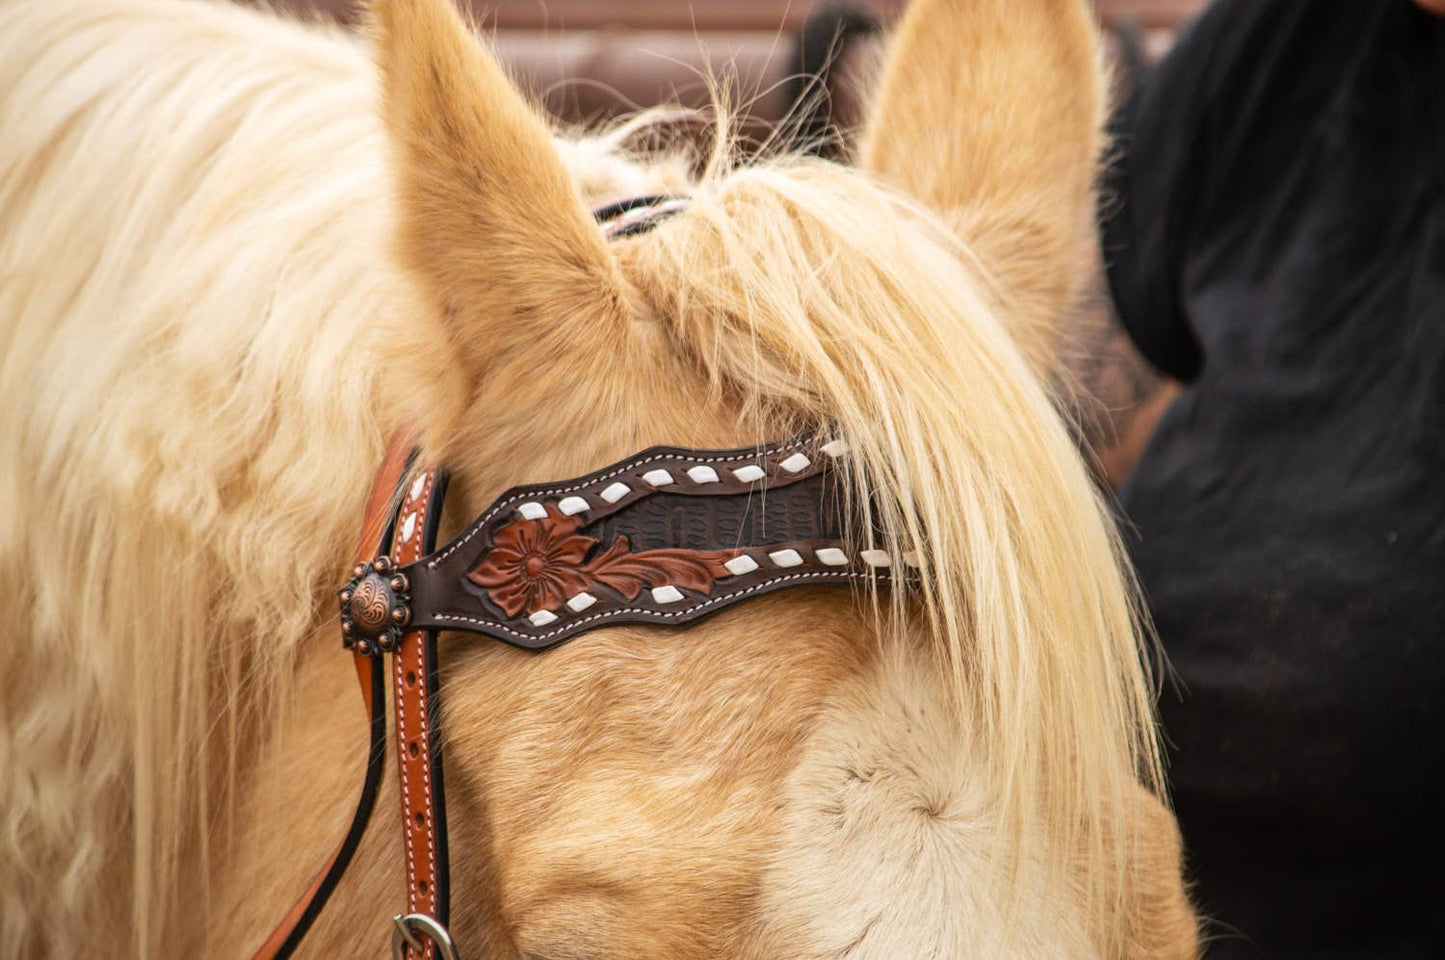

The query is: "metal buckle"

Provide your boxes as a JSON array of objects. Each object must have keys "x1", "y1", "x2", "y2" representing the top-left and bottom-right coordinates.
[{"x1": 391, "y1": 913, "x2": 459, "y2": 960}]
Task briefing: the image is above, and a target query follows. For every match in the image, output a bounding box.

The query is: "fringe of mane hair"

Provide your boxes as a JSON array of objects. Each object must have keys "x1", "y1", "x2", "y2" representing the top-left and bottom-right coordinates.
[
  {"x1": 0, "y1": 0, "x2": 1161, "y2": 956},
  {"x1": 634, "y1": 117, "x2": 1164, "y2": 951}
]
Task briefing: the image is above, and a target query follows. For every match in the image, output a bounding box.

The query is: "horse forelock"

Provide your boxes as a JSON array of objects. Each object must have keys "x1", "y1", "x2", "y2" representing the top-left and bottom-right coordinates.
[{"x1": 623, "y1": 159, "x2": 1163, "y2": 939}]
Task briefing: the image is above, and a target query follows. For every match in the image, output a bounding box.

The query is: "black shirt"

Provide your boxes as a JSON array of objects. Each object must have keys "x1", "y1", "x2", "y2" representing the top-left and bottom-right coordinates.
[{"x1": 1102, "y1": 1, "x2": 1445, "y2": 957}]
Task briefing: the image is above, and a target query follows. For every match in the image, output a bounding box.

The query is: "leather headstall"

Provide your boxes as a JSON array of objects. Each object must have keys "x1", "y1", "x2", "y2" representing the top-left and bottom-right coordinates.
[{"x1": 252, "y1": 198, "x2": 901, "y2": 960}]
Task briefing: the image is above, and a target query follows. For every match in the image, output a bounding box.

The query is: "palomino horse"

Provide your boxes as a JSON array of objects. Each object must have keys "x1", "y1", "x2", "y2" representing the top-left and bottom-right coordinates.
[{"x1": 0, "y1": 0, "x2": 1199, "y2": 956}]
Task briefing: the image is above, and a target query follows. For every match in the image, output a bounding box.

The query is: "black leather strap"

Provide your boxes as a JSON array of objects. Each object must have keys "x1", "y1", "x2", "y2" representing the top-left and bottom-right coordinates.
[
  {"x1": 270, "y1": 664, "x2": 388, "y2": 959},
  {"x1": 590, "y1": 194, "x2": 687, "y2": 238}
]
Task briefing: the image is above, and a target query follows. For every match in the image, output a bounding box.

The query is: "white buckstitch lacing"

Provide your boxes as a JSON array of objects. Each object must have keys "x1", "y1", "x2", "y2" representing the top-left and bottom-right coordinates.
[{"x1": 431, "y1": 568, "x2": 893, "y2": 643}]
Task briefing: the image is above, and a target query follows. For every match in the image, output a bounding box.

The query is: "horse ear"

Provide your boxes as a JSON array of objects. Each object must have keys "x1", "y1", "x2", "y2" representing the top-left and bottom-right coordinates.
[
  {"x1": 372, "y1": 0, "x2": 626, "y2": 370},
  {"x1": 859, "y1": 0, "x2": 1105, "y2": 366}
]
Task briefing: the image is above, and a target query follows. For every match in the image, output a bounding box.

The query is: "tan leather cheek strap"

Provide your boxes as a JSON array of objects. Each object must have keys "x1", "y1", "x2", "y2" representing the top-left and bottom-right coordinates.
[{"x1": 387, "y1": 467, "x2": 452, "y2": 959}]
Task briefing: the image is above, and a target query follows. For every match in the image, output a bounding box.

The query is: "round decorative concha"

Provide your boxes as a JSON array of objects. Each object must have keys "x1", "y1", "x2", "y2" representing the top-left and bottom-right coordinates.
[{"x1": 338, "y1": 556, "x2": 411, "y2": 656}]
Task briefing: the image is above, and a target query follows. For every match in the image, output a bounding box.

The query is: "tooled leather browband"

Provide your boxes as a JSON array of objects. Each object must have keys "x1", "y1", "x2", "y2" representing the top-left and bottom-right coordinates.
[{"x1": 338, "y1": 434, "x2": 898, "y2": 656}]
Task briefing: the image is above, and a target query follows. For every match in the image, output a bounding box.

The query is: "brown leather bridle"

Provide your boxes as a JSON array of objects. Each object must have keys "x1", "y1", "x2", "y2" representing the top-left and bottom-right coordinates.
[{"x1": 251, "y1": 199, "x2": 900, "y2": 960}]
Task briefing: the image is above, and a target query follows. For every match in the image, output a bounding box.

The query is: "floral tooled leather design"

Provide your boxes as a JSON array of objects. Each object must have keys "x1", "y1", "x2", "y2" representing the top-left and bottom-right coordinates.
[{"x1": 468, "y1": 505, "x2": 738, "y2": 617}]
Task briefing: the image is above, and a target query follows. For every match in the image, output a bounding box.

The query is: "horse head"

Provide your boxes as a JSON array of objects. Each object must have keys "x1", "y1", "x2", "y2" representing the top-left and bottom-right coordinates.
[
  {"x1": 310, "y1": 0, "x2": 1198, "y2": 955},
  {"x1": 0, "y1": 0, "x2": 1198, "y2": 956}
]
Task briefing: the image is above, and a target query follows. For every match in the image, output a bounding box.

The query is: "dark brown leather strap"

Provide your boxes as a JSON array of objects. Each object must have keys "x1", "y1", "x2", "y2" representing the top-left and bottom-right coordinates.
[
  {"x1": 401, "y1": 434, "x2": 898, "y2": 650},
  {"x1": 251, "y1": 430, "x2": 416, "y2": 960}
]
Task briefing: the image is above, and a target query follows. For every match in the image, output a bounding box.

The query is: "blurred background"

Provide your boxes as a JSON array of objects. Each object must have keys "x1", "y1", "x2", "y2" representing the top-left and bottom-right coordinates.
[{"x1": 242, "y1": 0, "x2": 1205, "y2": 150}]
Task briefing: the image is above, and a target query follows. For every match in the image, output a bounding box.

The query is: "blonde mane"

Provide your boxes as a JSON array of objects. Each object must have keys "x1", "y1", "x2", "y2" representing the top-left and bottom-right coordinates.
[
  {"x1": 0, "y1": 0, "x2": 1174, "y2": 956},
  {"x1": 634, "y1": 158, "x2": 1162, "y2": 943}
]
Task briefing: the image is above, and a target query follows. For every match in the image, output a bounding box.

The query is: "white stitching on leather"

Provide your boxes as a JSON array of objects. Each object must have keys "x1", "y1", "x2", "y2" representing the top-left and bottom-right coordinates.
[
  {"x1": 431, "y1": 568, "x2": 892, "y2": 642},
  {"x1": 396, "y1": 470, "x2": 438, "y2": 958},
  {"x1": 393, "y1": 646, "x2": 415, "y2": 906}
]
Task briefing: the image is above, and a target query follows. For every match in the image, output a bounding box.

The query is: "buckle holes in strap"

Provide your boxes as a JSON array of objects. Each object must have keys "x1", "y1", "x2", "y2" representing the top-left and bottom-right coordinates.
[
  {"x1": 405, "y1": 670, "x2": 417, "y2": 686},
  {"x1": 408, "y1": 741, "x2": 420, "y2": 758},
  {"x1": 414, "y1": 812, "x2": 426, "y2": 827},
  {"x1": 418, "y1": 881, "x2": 429, "y2": 896}
]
